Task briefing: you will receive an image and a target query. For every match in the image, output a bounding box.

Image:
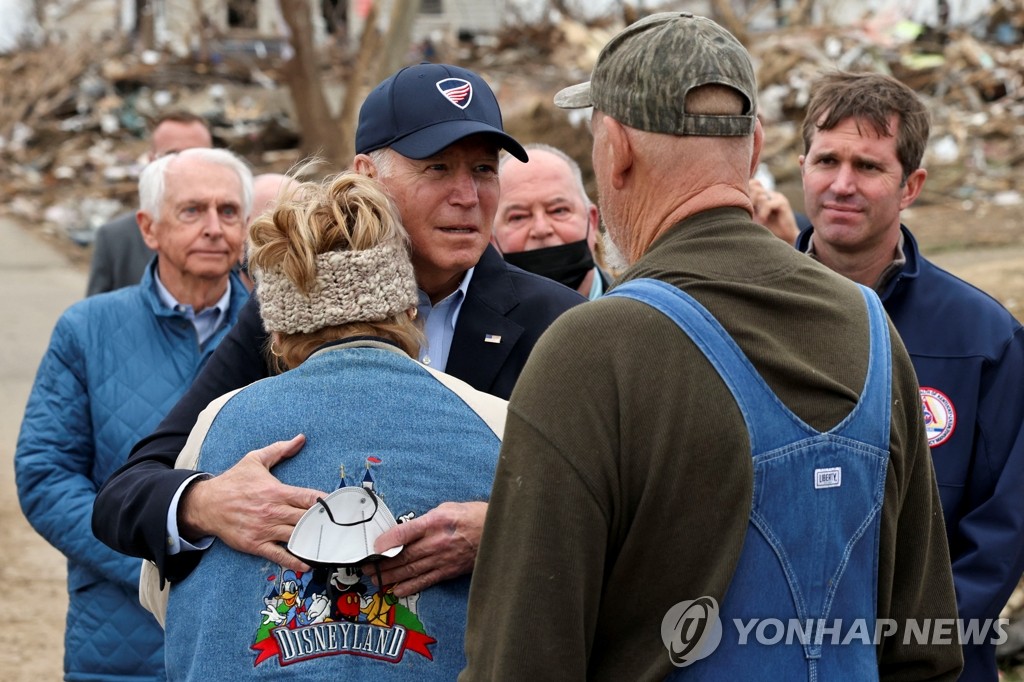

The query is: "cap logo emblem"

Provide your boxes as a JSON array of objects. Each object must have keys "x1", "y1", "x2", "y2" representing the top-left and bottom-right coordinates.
[{"x1": 436, "y1": 78, "x2": 473, "y2": 109}]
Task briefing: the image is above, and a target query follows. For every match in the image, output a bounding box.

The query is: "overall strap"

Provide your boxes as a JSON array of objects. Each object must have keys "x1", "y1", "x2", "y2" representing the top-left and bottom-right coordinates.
[{"x1": 607, "y1": 279, "x2": 891, "y2": 454}]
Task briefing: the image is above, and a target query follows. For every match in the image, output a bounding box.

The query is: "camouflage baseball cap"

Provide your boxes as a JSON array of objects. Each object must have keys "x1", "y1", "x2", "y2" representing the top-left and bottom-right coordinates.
[{"x1": 554, "y1": 12, "x2": 757, "y2": 137}]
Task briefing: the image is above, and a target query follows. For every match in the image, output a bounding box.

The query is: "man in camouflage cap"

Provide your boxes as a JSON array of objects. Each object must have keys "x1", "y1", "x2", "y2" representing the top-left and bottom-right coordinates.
[{"x1": 462, "y1": 13, "x2": 961, "y2": 679}]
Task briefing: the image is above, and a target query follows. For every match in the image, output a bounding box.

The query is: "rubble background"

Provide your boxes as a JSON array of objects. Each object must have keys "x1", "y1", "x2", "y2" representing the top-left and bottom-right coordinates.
[
  {"x1": 2, "y1": 5, "x2": 1024, "y2": 260},
  {"x1": 0, "y1": 1, "x2": 1022, "y2": 678}
]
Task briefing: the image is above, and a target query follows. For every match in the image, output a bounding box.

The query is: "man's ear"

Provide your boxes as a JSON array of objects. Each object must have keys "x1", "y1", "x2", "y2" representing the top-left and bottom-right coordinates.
[
  {"x1": 900, "y1": 168, "x2": 927, "y2": 210},
  {"x1": 585, "y1": 204, "x2": 600, "y2": 250},
  {"x1": 352, "y1": 154, "x2": 375, "y2": 178},
  {"x1": 604, "y1": 117, "x2": 632, "y2": 191},
  {"x1": 749, "y1": 118, "x2": 764, "y2": 178},
  {"x1": 137, "y1": 211, "x2": 160, "y2": 250}
]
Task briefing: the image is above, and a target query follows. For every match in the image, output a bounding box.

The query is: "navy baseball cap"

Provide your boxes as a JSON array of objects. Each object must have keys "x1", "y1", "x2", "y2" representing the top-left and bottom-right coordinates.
[{"x1": 356, "y1": 63, "x2": 528, "y2": 162}]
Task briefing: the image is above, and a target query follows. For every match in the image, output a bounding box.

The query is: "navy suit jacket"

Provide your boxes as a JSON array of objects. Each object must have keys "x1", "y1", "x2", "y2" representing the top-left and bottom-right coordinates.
[{"x1": 92, "y1": 245, "x2": 585, "y2": 581}]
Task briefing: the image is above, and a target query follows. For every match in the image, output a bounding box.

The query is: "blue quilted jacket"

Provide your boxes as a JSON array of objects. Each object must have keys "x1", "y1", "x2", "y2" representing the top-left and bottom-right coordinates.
[{"x1": 15, "y1": 263, "x2": 248, "y2": 681}]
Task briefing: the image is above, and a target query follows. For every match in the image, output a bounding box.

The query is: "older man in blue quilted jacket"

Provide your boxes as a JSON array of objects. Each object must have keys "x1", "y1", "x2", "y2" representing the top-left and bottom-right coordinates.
[{"x1": 15, "y1": 148, "x2": 252, "y2": 680}]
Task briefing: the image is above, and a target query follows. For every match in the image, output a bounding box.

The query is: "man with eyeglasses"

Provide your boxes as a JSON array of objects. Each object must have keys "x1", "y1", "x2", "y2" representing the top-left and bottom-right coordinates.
[
  {"x1": 15, "y1": 147, "x2": 251, "y2": 681},
  {"x1": 87, "y1": 111, "x2": 214, "y2": 296}
]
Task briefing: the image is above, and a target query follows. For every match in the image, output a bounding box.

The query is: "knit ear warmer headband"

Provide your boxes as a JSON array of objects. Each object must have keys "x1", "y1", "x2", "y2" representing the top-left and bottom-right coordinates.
[{"x1": 255, "y1": 240, "x2": 419, "y2": 334}]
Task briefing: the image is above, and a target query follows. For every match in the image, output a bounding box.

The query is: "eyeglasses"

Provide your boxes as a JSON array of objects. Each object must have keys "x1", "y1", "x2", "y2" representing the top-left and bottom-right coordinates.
[{"x1": 176, "y1": 202, "x2": 242, "y2": 225}]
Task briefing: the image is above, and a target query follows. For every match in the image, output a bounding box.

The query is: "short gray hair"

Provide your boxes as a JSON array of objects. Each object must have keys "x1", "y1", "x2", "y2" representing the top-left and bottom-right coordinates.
[
  {"x1": 499, "y1": 143, "x2": 592, "y2": 207},
  {"x1": 139, "y1": 148, "x2": 254, "y2": 222},
  {"x1": 367, "y1": 148, "x2": 398, "y2": 179}
]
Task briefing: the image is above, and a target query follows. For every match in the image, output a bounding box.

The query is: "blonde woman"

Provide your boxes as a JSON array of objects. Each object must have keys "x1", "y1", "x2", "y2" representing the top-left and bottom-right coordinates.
[{"x1": 158, "y1": 172, "x2": 506, "y2": 681}]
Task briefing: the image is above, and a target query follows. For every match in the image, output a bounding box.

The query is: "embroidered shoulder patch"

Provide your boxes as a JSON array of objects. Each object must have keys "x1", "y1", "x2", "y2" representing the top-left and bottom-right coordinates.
[{"x1": 920, "y1": 387, "x2": 956, "y2": 448}]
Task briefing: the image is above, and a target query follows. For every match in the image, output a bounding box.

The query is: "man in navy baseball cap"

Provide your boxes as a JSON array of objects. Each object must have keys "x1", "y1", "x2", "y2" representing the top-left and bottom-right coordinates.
[
  {"x1": 341, "y1": 61, "x2": 582, "y2": 600},
  {"x1": 356, "y1": 62, "x2": 529, "y2": 162}
]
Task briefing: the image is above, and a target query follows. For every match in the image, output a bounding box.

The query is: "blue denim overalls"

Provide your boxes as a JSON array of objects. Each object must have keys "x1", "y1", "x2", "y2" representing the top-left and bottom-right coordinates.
[{"x1": 609, "y1": 279, "x2": 890, "y2": 681}]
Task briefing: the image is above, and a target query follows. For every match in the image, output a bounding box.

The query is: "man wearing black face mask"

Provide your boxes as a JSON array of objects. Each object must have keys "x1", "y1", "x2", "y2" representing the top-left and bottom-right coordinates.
[{"x1": 494, "y1": 143, "x2": 613, "y2": 299}]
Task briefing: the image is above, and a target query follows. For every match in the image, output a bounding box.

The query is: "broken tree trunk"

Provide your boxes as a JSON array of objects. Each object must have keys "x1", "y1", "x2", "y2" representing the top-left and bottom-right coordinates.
[
  {"x1": 376, "y1": 0, "x2": 423, "y2": 83},
  {"x1": 277, "y1": 0, "x2": 422, "y2": 170},
  {"x1": 279, "y1": 0, "x2": 349, "y2": 168},
  {"x1": 335, "y1": 2, "x2": 380, "y2": 166}
]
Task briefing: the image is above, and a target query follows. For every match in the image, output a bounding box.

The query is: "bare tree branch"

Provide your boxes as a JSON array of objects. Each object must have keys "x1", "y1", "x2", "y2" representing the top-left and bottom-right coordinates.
[{"x1": 336, "y1": 1, "x2": 382, "y2": 164}]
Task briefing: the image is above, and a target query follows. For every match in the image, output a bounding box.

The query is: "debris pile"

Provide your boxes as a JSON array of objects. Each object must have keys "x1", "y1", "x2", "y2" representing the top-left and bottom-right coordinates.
[
  {"x1": 490, "y1": 11, "x2": 1024, "y2": 215},
  {"x1": 1, "y1": 10, "x2": 1023, "y2": 253},
  {"x1": 746, "y1": 21, "x2": 1024, "y2": 211},
  {"x1": 0, "y1": 33, "x2": 309, "y2": 248}
]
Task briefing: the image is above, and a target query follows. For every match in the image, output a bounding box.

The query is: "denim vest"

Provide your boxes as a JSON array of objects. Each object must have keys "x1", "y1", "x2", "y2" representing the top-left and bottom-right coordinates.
[
  {"x1": 609, "y1": 279, "x2": 890, "y2": 681},
  {"x1": 164, "y1": 344, "x2": 502, "y2": 681}
]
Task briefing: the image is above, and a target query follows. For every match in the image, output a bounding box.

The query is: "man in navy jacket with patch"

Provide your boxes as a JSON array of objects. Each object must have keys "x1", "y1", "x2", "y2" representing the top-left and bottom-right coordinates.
[
  {"x1": 796, "y1": 71, "x2": 1024, "y2": 680},
  {"x1": 93, "y1": 64, "x2": 584, "y2": 600}
]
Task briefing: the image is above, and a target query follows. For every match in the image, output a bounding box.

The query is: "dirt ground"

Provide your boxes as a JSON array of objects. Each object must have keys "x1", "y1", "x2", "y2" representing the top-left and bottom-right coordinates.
[
  {"x1": 1, "y1": 194, "x2": 1021, "y2": 681},
  {"x1": 1, "y1": 218, "x2": 79, "y2": 682},
  {"x1": 906, "y1": 200, "x2": 1024, "y2": 318}
]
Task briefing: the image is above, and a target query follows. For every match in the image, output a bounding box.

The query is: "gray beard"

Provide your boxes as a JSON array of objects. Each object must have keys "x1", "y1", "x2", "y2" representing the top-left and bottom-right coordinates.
[{"x1": 601, "y1": 230, "x2": 630, "y2": 273}]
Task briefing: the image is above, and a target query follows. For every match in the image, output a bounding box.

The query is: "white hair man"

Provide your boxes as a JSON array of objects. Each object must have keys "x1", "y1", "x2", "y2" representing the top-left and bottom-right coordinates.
[
  {"x1": 87, "y1": 111, "x2": 215, "y2": 296},
  {"x1": 16, "y1": 147, "x2": 252, "y2": 680}
]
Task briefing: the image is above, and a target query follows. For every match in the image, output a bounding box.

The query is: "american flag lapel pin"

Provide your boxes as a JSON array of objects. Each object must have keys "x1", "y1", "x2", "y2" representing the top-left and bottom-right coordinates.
[{"x1": 484, "y1": 334, "x2": 502, "y2": 344}]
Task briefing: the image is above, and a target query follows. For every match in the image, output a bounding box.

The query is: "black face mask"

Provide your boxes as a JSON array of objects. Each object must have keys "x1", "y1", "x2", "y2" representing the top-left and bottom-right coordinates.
[{"x1": 502, "y1": 238, "x2": 595, "y2": 291}]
